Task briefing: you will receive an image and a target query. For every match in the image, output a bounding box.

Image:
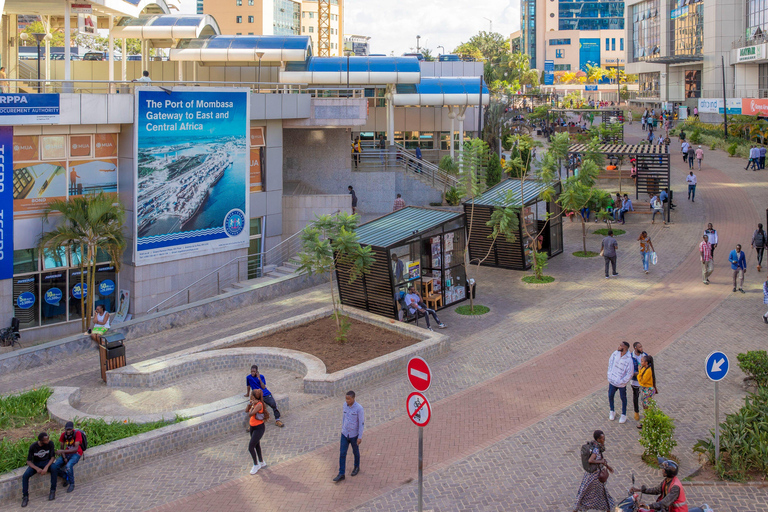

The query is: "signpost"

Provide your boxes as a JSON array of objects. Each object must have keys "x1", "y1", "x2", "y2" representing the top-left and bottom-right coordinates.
[
  {"x1": 705, "y1": 351, "x2": 729, "y2": 462},
  {"x1": 406, "y1": 358, "x2": 433, "y2": 512}
]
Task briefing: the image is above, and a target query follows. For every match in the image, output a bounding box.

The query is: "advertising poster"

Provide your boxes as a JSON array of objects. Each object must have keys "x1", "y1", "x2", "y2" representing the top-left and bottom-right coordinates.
[
  {"x1": 250, "y1": 147, "x2": 263, "y2": 192},
  {"x1": 13, "y1": 135, "x2": 39, "y2": 161},
  {"x1": 135, "y1": 88, "x2": 250, "y2": 265},
  {"x1": 69, "y1": 135, "x2": 92, "y2": 158},
  {"x1": 741, "y1": 98, "x2": 768, "y2": 116},
  {"x1": 112, "y1": 289, "x2": 130, "y2": 324},
  {"x1": 12, "y1": 161, "x2": 66, "y2": 218},
  {"x1": 0, "y1": 126, "x2": 13, "y2": 280},
  {"x1": 41, "y1": 135, "x2": 66, "y2": 160},
  {"x1": 0, "y1": 94, "x2": 59, "y2": 124},
  {"x1": 95, "y1": 133, "x2": 118, "y2": 158},
  {"x1": 68, "y1": 159, "x2": 118, "y2": 196}
]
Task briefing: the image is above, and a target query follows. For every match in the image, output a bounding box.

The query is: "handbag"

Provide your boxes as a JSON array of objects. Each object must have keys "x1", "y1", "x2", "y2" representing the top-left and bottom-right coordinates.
[
  {"x1": 599, "y1": 247, "x2": 604, "y2": 257},
  {"x1": 651, "y1": 252, "x2": 658, "y2": 265},
  {"x1": 598, "y1": 466, "x2": 610, "y2": 483}
]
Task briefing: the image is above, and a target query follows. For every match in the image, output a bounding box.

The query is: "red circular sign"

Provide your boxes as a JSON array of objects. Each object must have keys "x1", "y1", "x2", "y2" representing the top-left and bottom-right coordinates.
[
  {"x1": 406, "y1": 391, "x2": 431, "y2": 427},
  {"x1": 407, "y1": 356, "x2": 432, "y2": 392}
]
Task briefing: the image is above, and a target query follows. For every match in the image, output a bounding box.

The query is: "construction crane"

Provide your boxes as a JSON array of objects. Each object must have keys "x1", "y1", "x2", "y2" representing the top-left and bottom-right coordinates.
[{"x1": 317, "y1": 0, "x2": 331, "y2": 56}]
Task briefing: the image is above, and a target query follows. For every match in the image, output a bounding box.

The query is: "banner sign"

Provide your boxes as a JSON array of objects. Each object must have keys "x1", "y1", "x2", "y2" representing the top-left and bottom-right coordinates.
[
  {"x1": 134, "y1": 88, "x2": 250, "y2": 265},
  {"x1": 698, "y1": 98, "x2": 742, "y2": 115},
  {"x1": 585, "y1": 85, "x2": 598, "y2": 91},
  {"x1": 671, "y1": 5, "x2": 688, "y2": 19},
  {"x1": 0, "y1": 94, "x2": 59, "y2": 124},
  {"x1": 742, "y1": 98, "x2": 768, "y2": 116},
  {"x1": 0, "y1": 126, "x2": 13, "y2": 280},
  {"x1": 544, "y1": 60, "x2": 554, "y2": 86},
  {"x1": 738, "y1": 45, "x2": 763, "y2": 63}
]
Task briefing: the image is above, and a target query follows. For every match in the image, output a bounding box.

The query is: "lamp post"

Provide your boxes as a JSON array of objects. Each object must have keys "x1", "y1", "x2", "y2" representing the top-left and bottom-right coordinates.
[
  {"x1": 21, "y1": 32, "x2": 51, "y2": 92},
  {"x1": 437, "y1": 45, "x2": 444, "y2": 58},
  {"x1": 482, "y1": 17, "x2": 492, "y2": 33},
  {"x1": 416, "y1": 35, "x2": 421, "y2": 54},
  {"x1": 256, "y1": 51, "x2": 265, "y2": 92},
  {"x1": 344, "y1": 50, "x2": 352, "y2": 89}
]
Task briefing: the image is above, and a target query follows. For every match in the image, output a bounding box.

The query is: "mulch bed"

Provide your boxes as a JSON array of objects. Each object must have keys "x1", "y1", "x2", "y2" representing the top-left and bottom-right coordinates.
[
  {"x1": 220, "y1": 315, "x2": 419, "y2": 373},
  {"x1": 1, "y1": 420, "x2": 60, "y2": 444}
]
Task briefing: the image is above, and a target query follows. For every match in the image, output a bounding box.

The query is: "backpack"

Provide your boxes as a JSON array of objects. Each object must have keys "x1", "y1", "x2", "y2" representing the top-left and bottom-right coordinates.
[
  {"x1": 755, "y1": 230, "x2": 766, "y2": 248},
  {"x1": 580, "y1": 442, "x2": 594, "y2": 472},
  {"x1": 77, "y1": 430, "x2": 88, "y2": 452}
]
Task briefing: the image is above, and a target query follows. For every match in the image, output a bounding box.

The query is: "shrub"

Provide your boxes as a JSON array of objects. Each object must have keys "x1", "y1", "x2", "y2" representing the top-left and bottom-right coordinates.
[
  {"x1": 639, "y1": 399, "x2": 678, "y2": 460},
  {"x1": 694, "y1": 387, "x2": 768, "y2": 480},
  {"x1": 0, "y1": 387, "x2": 51, "y2": 430},
  {"x1": 727, "y1": 142, "x2": 738, "y2": 157},
  {"x1": 486, "y1": 155, "x2": 502, "y2": 188},
  {"x1": 690, "y1": 129, "x2": 703, "y2": 144},
  {"x1": 710, "y1": 141, "x2": 717, "y2": 150},
  {"x1": 737, "y1": 350, "x2": 768, "y2": 388},
  {"x1": 445, "y1": 186, "x2": 462, "y2": 206},
  {"x1": 532, "y1": 250, "x2": 549, "y2": 280}
]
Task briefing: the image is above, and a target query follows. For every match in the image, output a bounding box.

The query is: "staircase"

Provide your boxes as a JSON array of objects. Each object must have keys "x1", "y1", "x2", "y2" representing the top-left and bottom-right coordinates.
[
  {"x1": 355, "y1": 144, "x2": 459, "y2": 192},
  {"x1": 220, "y1": 256, "x2": 302, "y2": 293}
]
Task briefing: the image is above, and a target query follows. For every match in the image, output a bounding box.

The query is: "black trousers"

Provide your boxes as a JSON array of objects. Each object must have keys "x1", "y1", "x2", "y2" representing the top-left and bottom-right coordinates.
[
  {"x1": 263, "y1": 394, "x2": 281, "y2": 420},
  {"x1": 632, "y1": 385, "x2": 640, "y2": 414},
  {"x1": 604, "y1": 256, "x2": 617, "y2": 277},
  {"x1": 248, "y1": 423, "x2": 265, "y2": 465}
]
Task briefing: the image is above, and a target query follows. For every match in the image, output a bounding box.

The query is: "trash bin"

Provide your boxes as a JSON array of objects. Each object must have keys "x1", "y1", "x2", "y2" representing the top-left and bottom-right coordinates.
[{"x1": 98, "y1": 333, "x2": 126, "y2": 382}]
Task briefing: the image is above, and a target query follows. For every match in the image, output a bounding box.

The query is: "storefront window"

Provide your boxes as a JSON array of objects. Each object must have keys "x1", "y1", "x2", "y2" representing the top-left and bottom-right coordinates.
[
  {"x1": 41, "y1": 271, "x2": 67, "y2": 325},
  {"x1": 13, "y1": 275, "x2": 39, "y2": 329},
  {"x1": 93, "y1": 265, "x2": 117, "y2": 313},
  {"x1": 68, "y1": 268, "x2": 89, "y2": 322},
  {"x1": 685, "y1": 70, "x2": 702, "y2": 98},
  {"x1": 13, "y1": 248, "x2": 38, "y2": 275},
  {"x1": 248, "y1": 217, "x2": 263, "y2": 279},
  {"x1": 639, "y1": 72, "x2": 660, "y2": 98},
  {"x1": 43, "y1": 247, "x2": 68, "y2": 269}
]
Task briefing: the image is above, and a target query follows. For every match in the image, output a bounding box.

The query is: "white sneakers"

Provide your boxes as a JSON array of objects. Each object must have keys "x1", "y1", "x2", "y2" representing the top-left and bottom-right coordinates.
[
  {"x1": 609, "y1": 411, "x2": 616, "y2": 421},
  {"x1": 619, "y1": 414, "x2": 627, "y2": 424},
  {"x1": 259, "y1": 461, "x2": 267, "y2": 468},
  {"x1": 250, "y1": 464, "x2": 260, "y2": 475}
]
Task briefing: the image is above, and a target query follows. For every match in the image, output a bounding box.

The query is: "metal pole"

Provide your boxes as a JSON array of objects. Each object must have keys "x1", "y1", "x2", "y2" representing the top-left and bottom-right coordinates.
[
  {"x1": 714, "y1": 381, "x2": 720, "y2": 462},
  {"x1": 477, "y1": 77, "x2": 483, "y2": 139},
  {"x1": 36, "y1": 41, "x2": 41, "y2": 92},
  {"x1": 418, "y1": 426, "x2": 424, "y2": 512},
  {"x1": 722, "y1": 56, "x2": 728, "y2": 139}
]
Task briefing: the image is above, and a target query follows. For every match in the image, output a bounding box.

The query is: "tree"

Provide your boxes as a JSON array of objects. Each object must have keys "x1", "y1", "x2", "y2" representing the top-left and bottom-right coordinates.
[
  {"x1": 296, "y1": 212, "x2": 375, "y2": 342},
  {"x1": 438, "y1": 155, "x2": 459, "y2": 202},
  {"x1": 453, "y1": 42, "x2": 483, "y2": 62},
  {"x1": 586, "y1": 64, "x2": 605, "y2": 84},
  {"x1": 486, "y1": 155, "x2": 502, "y2": 188},
  {"x1": 39, "y1": 193, "x2": 127, "y2": 332},
  {"x1": 420, "y1": 48, "x2": 436, "y2": 62},
  {"x1": 559, "y1": 71, "x2": 577, "y2": 84},
  {"x1": 454, "y1": 31, "x2": 510, "y2": 63},
  {"x1": 504, "y1": 135, "x2": 538, "y2": 178}
]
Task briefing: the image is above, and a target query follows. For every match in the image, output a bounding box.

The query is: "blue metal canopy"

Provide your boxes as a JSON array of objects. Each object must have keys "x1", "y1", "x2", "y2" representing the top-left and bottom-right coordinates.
[
  {"x1": 280, "y1": 56, "x2": 421, "y2": 85},
  {"x1": 171, "y1": 35, "x2": 312, "y2": 62},
  {"x1": 393, "y1": 77, "x2": 490, "y2": 106}
]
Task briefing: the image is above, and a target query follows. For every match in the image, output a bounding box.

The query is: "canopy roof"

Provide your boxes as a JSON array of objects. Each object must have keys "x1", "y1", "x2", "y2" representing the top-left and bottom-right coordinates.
[
  {"x1": 468, "y1": 179, "x2": 551, "y2": 208},
  {"x1": 393, "y1": 77, "x2": 490, "y2": 106},
  {"x1": 170, "y1": 35, "x2": 312, "y2": 63},
  {"x1": 113, "y1": 14, "x2": 219, "y2": 41},
  {"x1": 280, "y1": 56, "x2": 421, "y2": 85},
  {"x1": 568, "y1": 143, "x2": 669, "y2": 155},
  {"x1": 354, "y1": 207, "x2": 463, "y2": 248},
  {"x1": 4, "y1": 0, "x2": 170, "y2": 17}
]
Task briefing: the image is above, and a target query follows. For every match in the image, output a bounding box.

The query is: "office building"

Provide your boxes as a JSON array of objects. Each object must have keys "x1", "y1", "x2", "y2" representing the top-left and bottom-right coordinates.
[
  {"x1": 202, "y1": 0, "x2": 300, "y2": 36},
  {"x1": 344, "y1": 34, "x2": 370, "y2": 56},
  {"x1": 520, "y1": 0, "x2": 626, "y2": 73},
  {"x1": 300, "y1": 0, "x2": 343, "y2": 56}
]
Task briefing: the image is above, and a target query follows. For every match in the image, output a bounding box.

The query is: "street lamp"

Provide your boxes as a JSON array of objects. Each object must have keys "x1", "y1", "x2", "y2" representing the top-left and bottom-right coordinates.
[
  {"x1": 344, "y1": 50, "x2": 352, "y2": 89},
  {"x1": 20, "y1": 32, "x2": 52, "y2": 92},
  {"x1": 437, "y1": 45, "x2": 445, "y2": 57},
  {"x1": 256, "y1": 51, "x2": 265, "y2": 92},
  {"x1": 416, "y1": 35, "x2": 421, "y2": 54},
  {"x1": 482, "y1": 17, "x2": 492, "y2": 33}
]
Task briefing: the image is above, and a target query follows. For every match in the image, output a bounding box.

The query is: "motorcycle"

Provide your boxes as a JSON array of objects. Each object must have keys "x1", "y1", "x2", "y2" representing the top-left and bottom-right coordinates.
[{"x1": 615, "y1": 474, "x2": 713, "y2": 512}]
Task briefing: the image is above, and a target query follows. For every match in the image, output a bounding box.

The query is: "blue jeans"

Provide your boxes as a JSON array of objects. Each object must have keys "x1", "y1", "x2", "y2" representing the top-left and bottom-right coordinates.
[
  {"x1": 688, "y1": 184, "x2": 696, "y2": 200},
  {"x1": 22, "y1": 465, "x2": 56, "y2": 496},
  {"x1": 338, "y1": 434, "x2": 360, "y2": 475},
  {"x1": 642, "y1": 252, "x2": 651, "y2": 272},
  {"x1": 51, "y1": 454, "x2": 80, "y2": 487},
  {"x1": 608, "y1": 384, "x2": 628, "y2": 415}
]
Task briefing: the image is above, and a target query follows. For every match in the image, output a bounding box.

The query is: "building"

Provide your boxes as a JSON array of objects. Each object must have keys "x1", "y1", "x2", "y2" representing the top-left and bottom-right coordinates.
[
  {"x1": 300, "y1": 0, "x2": 343, "y2": 56},
  {"x1": 202, "y1": 0, "x2": 300, "y2": 36},
  {"x1": 510, "y1": 30, "x2": 522, "y2": 54},
  {"x1": 520, "y1": 0, "x2": 626, "y2": 73},
  {"x1": 344, "y1": 34, "x2": 370, "y2": 56}
]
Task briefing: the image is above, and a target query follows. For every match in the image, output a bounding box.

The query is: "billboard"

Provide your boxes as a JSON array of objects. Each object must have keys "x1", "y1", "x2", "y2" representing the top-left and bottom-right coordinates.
[
  {"x1": 543, "y1": 60, "x2": 554, "y2": 85},
  {"x1": 0, "y1": 94, "x2": 59, "y2": 124},
  {"x1": 135, "y1": 88, "x2": 250, "y2": 265},
  {"x1": 579, "y1": 39, "x2": 601, "y2": 73},
  {"x1": 0, "y1": 126, "x2": 13, "y2": 280},
  {"x1": 737, "y1": 45, "x2": 762, "y2": 63},
  {"x1": 698, "y1": 98, "x2": 742, "y2": 115},
  {"x1": 742, "y1": 98, "x2": 768, "y2": 116}
]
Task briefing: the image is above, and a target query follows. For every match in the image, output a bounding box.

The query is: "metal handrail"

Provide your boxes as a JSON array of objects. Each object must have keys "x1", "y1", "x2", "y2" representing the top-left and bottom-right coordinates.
[{"x1": 394, "y1": 143, "x2": 460, "y2": 188}]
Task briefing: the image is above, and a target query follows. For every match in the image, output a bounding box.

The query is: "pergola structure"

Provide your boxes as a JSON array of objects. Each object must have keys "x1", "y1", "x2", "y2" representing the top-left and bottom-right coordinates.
[{"x1": 547, "y1": 108, "x2": 624, "y2": 143}]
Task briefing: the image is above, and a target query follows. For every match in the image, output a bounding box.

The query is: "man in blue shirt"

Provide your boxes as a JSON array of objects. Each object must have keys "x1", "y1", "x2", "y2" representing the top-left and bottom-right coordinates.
[
  {"x1": 333, "y1": 390, "x2": 365, "y2": 482},
  {"x1": 245, "y1": 365, "x2": 284, "y2": 427},
  {"x1": 729, "y1": 244, "x2": 747, "y2": 293}
]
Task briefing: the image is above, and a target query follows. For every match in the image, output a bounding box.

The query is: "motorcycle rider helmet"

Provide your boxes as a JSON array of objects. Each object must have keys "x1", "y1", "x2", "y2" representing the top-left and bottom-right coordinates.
[{"x1": 656, "y1": 456, "x2": 679, "y2": 478}]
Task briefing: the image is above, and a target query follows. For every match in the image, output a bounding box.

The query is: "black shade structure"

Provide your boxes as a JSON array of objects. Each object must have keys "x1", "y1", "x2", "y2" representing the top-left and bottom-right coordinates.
[
  {"x1": 464, "y1": 179, "x2": 563, "y2": 271},
  {"x1": 336, "y1": 207, "x2": 468, "y2": 320},
  {"x1": 548, "y1": 109, "x2": 624, "y2": 142}
]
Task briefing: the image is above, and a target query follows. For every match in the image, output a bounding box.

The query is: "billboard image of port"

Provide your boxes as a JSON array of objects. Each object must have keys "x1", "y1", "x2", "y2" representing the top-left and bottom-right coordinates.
[{"x1": 135, "y1": 88, "x2": 250, "y2": 265}]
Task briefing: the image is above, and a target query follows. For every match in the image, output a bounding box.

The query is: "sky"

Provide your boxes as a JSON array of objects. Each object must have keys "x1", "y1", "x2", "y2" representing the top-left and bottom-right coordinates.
[{"x1": 176, "y1": 0, "x2": 521, "y2": 56}]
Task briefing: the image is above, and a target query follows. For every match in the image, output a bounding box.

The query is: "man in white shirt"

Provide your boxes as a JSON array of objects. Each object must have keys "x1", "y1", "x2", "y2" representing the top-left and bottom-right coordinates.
[
  {"x1": 404, "y1": 285, "x2": 446, "y2": 332},
  {"x1": 681, "y1": 141, "x2": 690, "y2": 163},
  {"x1": 607, "y1": 341, "x2": 633, "y2": 424},
  {"x1": 686, "y1": 171, "x2": 697, "y2": 202},
  {"x1": 746, "y1": 146, "x2": 758, "y2": 170},
  {"x1": 133, "y1": 70, "x2": 151, "y2": 83}
]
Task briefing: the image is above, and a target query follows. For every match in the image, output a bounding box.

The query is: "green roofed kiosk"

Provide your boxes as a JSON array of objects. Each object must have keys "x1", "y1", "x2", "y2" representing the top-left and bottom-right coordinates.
[
  {"x1": 335, "y1": 207, "x2": 468, "y2": 321},
  {"x1": 464, "y1": 179, "x2": 563, "y2": 271}
]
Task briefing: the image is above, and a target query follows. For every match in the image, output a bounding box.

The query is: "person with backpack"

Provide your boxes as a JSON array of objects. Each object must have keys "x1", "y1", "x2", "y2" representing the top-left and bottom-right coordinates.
[
  {"x1": 246, "y1": 389, "x2": 269, "y2": 474},
  {"x1": 51, "y1": 422, "x2": 85, "y2": 494},
  {"x1": 751, "y1": 223, "x2": 766, "y2": 272},
  {"x1": 574, "y1": 430, "x2": 615, "y2": 512}
]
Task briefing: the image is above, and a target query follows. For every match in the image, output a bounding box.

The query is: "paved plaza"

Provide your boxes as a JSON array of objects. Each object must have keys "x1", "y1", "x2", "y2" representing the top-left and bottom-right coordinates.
[{"x1": 3, "y1": 122, "x2": 768, "y2": 511}]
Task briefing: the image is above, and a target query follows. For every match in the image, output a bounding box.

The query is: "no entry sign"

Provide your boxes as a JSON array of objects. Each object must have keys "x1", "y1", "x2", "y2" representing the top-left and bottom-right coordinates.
[
  {"x1": 406, "y1": 391, "x2": 431, "y2": 427},
  {"x1": 407, "y1": 356, "x2": 432, "y2": 392}
]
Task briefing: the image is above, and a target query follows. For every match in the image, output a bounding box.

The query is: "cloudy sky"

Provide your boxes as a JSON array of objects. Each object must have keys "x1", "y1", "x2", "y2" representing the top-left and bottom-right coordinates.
[{"x1": 177, "y1": 0, "x2": 521, "y2": 55}]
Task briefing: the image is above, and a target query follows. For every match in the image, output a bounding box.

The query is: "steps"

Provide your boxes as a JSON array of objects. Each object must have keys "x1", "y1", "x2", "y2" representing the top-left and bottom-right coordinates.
[{"x1": 220, "y1": 258, "x2": 302, "y2": 294}]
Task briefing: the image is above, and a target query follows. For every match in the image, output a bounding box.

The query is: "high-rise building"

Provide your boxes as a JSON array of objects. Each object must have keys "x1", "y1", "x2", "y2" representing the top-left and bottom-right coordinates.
[
  {"x1": 300, "y1": 0, "x2": 343, "y2": 56},
  {"x1": 202, "y1": 0, "x2": 300, "y2": 36},
  {"x1": 520, "y1": 0, "x2": 626, "y2": 73},
  {"x1": 343, "y1": 34, "x2": 370, "y2": 56}
]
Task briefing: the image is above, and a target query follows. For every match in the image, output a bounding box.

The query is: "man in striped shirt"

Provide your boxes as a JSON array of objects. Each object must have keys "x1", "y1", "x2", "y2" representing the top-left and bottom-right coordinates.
[
  {"x1": 700, "y1": 234, "x2": 713, "y2": 285},
  {"x1": 393, "y1": 194, "x2": 405, "y2": 212}
]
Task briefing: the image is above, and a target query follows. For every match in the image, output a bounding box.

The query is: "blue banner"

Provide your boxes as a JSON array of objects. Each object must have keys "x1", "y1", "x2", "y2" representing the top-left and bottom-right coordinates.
[
  {"x1": 544, "y1": 60, "x2": 554, "y2": 86},
  {"x1": 0, "y1": 94, "x2": 59, "y2": 124},
  {"x1": 0, "y1": 126, "x2": 12, "y2": 280},
  {"x1": 585, "y1": 85, "x2": 598, "y2": 91},
  {"x1": 579, "y1": 38, "x2": 601, "y2": 73}
]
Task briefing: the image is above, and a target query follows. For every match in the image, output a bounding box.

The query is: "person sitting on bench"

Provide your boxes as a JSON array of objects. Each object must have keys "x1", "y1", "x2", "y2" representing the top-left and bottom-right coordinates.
[
  {"x1": 404, "y1": 286, "x2": 446, "y2": 332},
  {"x1": 89, "y1": 305, "x2": 110, "y2": 344}
]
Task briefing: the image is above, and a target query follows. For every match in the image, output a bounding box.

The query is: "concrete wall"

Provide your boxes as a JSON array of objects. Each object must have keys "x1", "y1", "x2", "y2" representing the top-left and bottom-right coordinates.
[
  {"x1": 282, "y1": 194, "x2": 351, "y2": 236},
  {"x1": 363, "y1": 106, "x2": 479, "y2": 133}
]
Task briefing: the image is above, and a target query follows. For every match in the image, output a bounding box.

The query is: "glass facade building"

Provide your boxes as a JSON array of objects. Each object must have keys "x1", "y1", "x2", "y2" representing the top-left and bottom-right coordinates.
[
  {"x1": 558, "y1": 0, "x2": 624, "y2": 30},
  {"x1": 747, "y1": 0, "x2": 768, "y2": 38},
  {"x1": 274, "y1": 0, "x2": 301, "y2": 35},
  {"x1": 521, "y1": 0, "x2": 537, "y2": 69},
  {"x1": 670, "y1": 0, "x2": 703, "y2": 56},
  {"x1": 631, "y1": 0, "x2": 660, "y2": 62}
]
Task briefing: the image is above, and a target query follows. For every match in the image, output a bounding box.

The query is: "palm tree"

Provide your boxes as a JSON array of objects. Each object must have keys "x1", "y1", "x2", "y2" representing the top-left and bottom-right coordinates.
[
  {"x1": 39, "y1": 192, "x2": 127, "y2": 331},
  {"x1": 586, "y1": 64, "x2": 605, "y2": 84}
]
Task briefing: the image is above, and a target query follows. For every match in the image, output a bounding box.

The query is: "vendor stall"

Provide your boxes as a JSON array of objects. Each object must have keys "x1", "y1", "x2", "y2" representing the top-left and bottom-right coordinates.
[
  {"x1": 464, "y1": 179, "x2": 563, "y2": 271},
  {"x1": 336, "y1": 207, "x2": 468, "y2": 321}
]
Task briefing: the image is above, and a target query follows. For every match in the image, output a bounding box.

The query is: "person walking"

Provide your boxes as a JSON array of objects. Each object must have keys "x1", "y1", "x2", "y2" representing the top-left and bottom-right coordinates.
[
  {"x1": 746, "y1": 146, "x2": 758, "y2": 170},
  {"x1": 573, "y1": 430, "x2": 615, "y2": 512},
  {"x1": 607, "y1": 342, "x2": 633, "y2": 423},
  {"x1": 601, "y1": 230, "x2": 619, "y2": 279},
  {"x1": 695, "y1": 145, "x2": 704, "y2": 170},
  {"x1": 636, "y1": 354, "x2": 658, "y2": 429},
  {"x1": 730, "y1": 244, "x2": 748, "y2": 293},
  {"x1": 246, "y1": 389, "x2": 269, "y2": 474},
  {"x1": 630, "y1": 342, "x2": 645, "y2": 422},
  {"x1": 638, "y1": 231, "x2": 655, "y2": 274},
  {"x1": 687, "y1": 144, "x2": 695, "y2": 170},
  {"x1": 351, "y1": 137, "x2": 362, "y2": 169},
  {"x1": 333, "y1": 391, "x2": 365, "y2": 482},
  {"x1": 705, "y1": 223, "x2": 718, "y2": 257},
  {"x1": 686, "y1": 171, "x2": 697, "y2": 202},
  {"x1": 681, "y1": 140, "x2": 689, "y2": 164},
  {"x1": 700, "y1": 234, "x2": 714, "y2": 285},
  {"x1": 392, "y1": 193, "x2": 406, "y2": 212},
  {"x1": 760, "y1": 146, "x2": 766, "y2": 169},
  {"x1": 752, "y1": 223, "x2": 766, "y2": 272},
  {"x1": 348, "y1": 185, "x2": 358, "y2": 214}
]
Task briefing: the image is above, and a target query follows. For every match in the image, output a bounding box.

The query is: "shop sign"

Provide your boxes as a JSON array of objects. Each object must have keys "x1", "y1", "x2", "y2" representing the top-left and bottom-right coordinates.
[
  {"x1": 585, "y1": 85, "x2": 598, "y2": 91},
  {"x1": 738, "y1": 45, "x2": 762, "y2": 63},
  {"x1": 742, "y1": 98, "x2": 768, "y2": 115},
  {"x1": 45, "y1": 288, "x2": 63, "y2": 305},
  {"x1": 17, "y1": 292, "x2": 35, "y2": 309},
  {"x1": 0, "y1": 126, "x2": 13, "y2": 280},
  {"x1": 99, "y1": 279, "x2": 115, "y2": 295},
  {"x1": 71, "y1": 4, "x2": 93, "y2": 14},
  {"x1": 0, "y1": 94, "x2": 59, "y2": 124},
  {"x1": 72, "y1": 283, "x2": 88, "y2": 300}
]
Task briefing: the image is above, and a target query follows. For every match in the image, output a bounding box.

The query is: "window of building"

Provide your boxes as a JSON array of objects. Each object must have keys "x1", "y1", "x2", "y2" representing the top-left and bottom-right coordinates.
[
  {"x1": 611, "y1": 38, "x2": 616, "y2": 51},
  {"x1": 554, "y1": 64, "x2": 571, "y2": 71},
  {"x1": 236, "y1": 16, "x2": 242, "y2": 23},
  {"x1": 309, "y1": 26, "x2": 314, "y2": 33},
  {"x1": 302, "y1": 26, "x2": 305, "y2": 32},
  {"x1": 302, "y1": 12, "x2": 306, "y2": 18},
  {"x1": 620, "y1": 38, "x2": 624, "y2": 51},
  {"x1": 248, "y1": 218, "x2": 263, "y2": 279},
  {"x1": 559, "y1": 2, "x2": 624, "y2": 30},
  {"x1": 639, "y1": 72, "x2": 660, "y2": 98},
  {"x1": 549, "y1": 38, "x2": 571, "y2": 45},
  {"x1": 685, "y1": 70, "x2": 702, "y2": 98},
  {"x1": 760, "y1": 63, "x2": 768, "y2": 95},
  {"x1": 671, "y1": 1, "x2": 703, "y2": 56},
  {"x1": 309, "y1": 12, "x2": 314, "y2": 18},
  {"x1": 236, "y1": 0, "x2": 241, "y2": 5},
  {"x1": 249, "y1": 32, "x2": 254, "y2": 35},
  {"x1": 249, "y1": 0, "x2": 253, "y2": 4},
  {"x1": 248, "y1": 15, "x2": 254, "y2": 22},
  {"x1": 631, "y1": 0, "x2": 660, "y2": 62},
  {"x1": 605, "y1": 38, "x2": 609, "y2": 51}
]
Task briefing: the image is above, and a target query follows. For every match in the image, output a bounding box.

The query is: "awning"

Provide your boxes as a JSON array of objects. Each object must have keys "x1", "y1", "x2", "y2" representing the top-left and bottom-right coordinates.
[
  {"x1": 280, "y1": 56, "x2": 421, "y2": 85},
  {"x1": 355, "y1": 207, "x2": 463, "y2": 248},
  {"x1": 112, "y1": 14, "x2": 220, "y2": 42},
  {"x1": 3, "y1": 0, "x2": 171, "y2": 17},
  {"x1": 568, "y1": 143, "x2": 669, "y2": 155},
  {"x1": 647, "y1": 55, "x2": 704, "y2": 65},
  {"x1": 393, "y1": 77, "x2": 490, "y2": 106},
  {"x1": 170, "y1": 35, "x2": 312, "y2": 63},
  {"x1": 468, "y1": 179, "x2": 550, "y2": 207}
]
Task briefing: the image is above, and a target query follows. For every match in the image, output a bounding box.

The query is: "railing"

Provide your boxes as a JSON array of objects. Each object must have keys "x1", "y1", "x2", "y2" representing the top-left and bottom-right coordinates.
[
  {"x1": 353, "y1": 143, "x2": 459, "y2": 189},
  {"x1": 732, "y1": 35, "x2": 768, "y2": 50}
]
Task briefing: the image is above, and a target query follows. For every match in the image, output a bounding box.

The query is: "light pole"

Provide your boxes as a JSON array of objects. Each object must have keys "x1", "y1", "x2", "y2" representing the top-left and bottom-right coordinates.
[
  {"x1": 437, "y1": 45, "x2": 444, "y2": 57},
  {"x1": 256, "y1": 51, "x2": 265, "y2": 91},
  {"x1": 482, "y1": 17, "x2": 492, "y2": 33},
  {"x1": 21, "y1": 32, "x2": 51, "y2": 92},
  {"x1": 416, "y1": 35, "x2": 421, "y2": 54},
  {"x1": 344, "y1": 50, "x2": 352, "y2": 89}
]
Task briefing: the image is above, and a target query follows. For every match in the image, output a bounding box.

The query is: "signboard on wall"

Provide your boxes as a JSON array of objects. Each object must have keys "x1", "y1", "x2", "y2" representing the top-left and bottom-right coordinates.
[
  {"x1": 738, "y1": 45, "x2": 763, "y2": 63},
  {"x1": 579, "y1": 39, "x2": 600, "y2": 72},
  {"x1": 698, "y1": 98, "x2": 742, "y2": 115},
  {"x1": 585, "y1": 85, "x2": 598, "y2": 91},
  {"x1": 134, "y1": 88, "x2": 250, "y2": 265},
  {"x1": 0, "y1": 94, "x2": 59, "y2": 124},
  {"x1": 742, "y1": 98, "x2": 768, "y2": 116},
  {"x1": 543, "y1": 60, "x2": 554, "y2": 85},
  {"x1": 0, "y1": 126, "x2": 13, "y2": 280}
]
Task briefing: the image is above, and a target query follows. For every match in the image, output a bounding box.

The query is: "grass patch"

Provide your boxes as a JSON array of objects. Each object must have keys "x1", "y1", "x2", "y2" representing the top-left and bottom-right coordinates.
[
  {"x1": 593, "y1": 228, "x2": 625, "y2": 236},
  {"x1": 0, "y1": 388, "x2": 184, "y2": 475},
  {"x1": 573, "y1": 251, "x2": 599, "y2": 258},
  {"x1": 455, "y1": 305, "x2": 490, "y2": 315},
  {"x1": 522, "y1": 275, "x2": 555, "y2": 284}
]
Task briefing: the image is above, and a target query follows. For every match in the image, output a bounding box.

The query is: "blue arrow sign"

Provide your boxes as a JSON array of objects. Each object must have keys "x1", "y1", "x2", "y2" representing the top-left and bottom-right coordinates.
[{"x1": 705, "y1": 351, "x2": 729, "y2": 382}]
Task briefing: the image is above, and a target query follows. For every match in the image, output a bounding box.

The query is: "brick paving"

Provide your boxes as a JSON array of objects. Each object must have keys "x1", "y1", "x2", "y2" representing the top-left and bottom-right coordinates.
[{"x1": 3, "y1": 120, "x2": 767, "y2": 511}]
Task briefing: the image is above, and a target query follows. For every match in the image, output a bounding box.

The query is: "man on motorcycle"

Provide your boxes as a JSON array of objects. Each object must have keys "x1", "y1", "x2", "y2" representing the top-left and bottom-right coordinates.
[{"x1": 631, "y1": 457, "x2": 703, "y2": 512}]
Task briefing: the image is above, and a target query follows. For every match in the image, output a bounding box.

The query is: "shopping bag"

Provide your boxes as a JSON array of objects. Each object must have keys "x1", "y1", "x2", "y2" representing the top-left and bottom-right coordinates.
[{"x1": 651, "y1": 252, "x2": 658, "y2": 265}]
